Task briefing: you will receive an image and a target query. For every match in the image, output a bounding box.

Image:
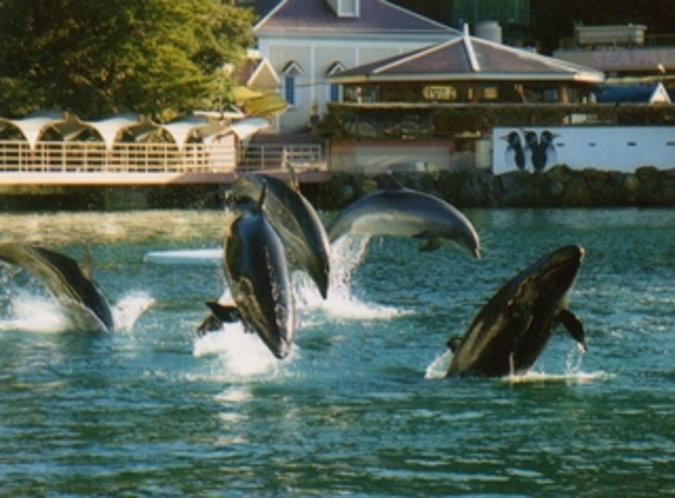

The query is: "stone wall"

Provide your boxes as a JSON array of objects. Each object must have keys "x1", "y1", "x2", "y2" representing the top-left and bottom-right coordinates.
[{"x1": 305, "y1": 165, "x2": 675, "y2": 209}]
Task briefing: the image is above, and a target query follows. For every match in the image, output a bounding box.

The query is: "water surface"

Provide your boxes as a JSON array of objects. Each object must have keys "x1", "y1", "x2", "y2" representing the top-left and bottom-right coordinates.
[{"x1": 1, "y1": 208, "x2": 674, "y2": 496}]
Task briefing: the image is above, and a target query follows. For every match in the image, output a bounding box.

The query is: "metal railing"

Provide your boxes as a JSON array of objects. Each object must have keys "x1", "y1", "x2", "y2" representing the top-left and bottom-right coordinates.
[
  {"x1": 238, "y1": 144, "x2": 325, "y2": 172},
  {"x1": 0, "y1": 141, "x2": 238, "y2": 173},
  {"x1": 0, "y1": 140, "x2": 326, "y2": 175}
]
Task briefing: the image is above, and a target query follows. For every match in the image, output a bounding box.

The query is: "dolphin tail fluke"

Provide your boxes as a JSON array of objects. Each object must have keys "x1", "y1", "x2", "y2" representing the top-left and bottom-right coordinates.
[{"x1": 557, "y1": 308, "x2": 587, "y2": 352}]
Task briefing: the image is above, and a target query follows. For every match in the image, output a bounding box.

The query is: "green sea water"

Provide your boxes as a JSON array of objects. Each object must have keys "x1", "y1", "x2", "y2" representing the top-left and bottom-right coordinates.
[{"x1": 0, "y1": 208, "x2": 674, "y2": 496}]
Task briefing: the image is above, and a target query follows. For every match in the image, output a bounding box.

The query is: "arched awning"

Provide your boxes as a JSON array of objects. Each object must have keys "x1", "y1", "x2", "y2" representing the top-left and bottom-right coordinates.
[
  {"x1": 0, "y1": 110, "x2": 66, "y2": 149},
  {"x1": 83, "y1": 113, "x2": 144, "y2": 149},
  {"x1": 161, "y1": 115, "x2": 228, "y2": 149}
]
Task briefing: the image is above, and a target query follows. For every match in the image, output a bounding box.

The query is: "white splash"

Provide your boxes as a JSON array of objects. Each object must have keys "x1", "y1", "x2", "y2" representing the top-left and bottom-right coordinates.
[
  {"x1": 424, "y1": 345, "x2": 611, "y2": 384},
  {"x1": 302, "y1": 234, "x2": 406, "y2": 320},
  {"x1": 193, "y1": 322, "x2": 298, "y2": 378},
  {"x1": 503, "y1": 369, "x2": 611, "y2": 385},
  {"x1": 112, "y1": 291, "x2": 155, "y2": 332},
  {"x1": 0, "y1": 290, "x2": 70, "y2": 333},
  {"x1": 424, "y1": 349, "x2": 453, "y2": 379},
  {"x1": 504, "y1": 345, "x2": 611, "y2": 384}
]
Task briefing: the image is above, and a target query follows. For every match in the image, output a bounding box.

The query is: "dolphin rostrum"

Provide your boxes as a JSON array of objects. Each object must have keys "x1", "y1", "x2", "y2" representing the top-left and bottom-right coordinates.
[
  {"x1": 228, "y1": 170, "x2": 331, "y2": 298},
  {"x1": 211, "y1": 182, "x2": 296, "y2": 359},
  {"x1": 327, "y1": 177, "x2": 481, "y2": 258},
  {"x1": 0, "y1": 242, "x2": 114, "y2": 332},
  {"x1": 445, "y1": 244, "x2": 586, "y2": 377}
]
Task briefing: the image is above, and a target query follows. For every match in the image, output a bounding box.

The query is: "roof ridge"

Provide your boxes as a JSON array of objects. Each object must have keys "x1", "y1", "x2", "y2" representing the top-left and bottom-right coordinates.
[
  {"x1": 373, "y1": 40, "x2": 457, "y2": 75},
  {"x1": 462, "y1": 25, "x2": 481, "y2": 72}
]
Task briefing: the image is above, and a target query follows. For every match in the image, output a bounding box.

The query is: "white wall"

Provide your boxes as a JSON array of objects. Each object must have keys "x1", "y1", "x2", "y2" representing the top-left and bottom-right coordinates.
[{"x1": 493, "y1": 126, "x2": 675, "y2": 174}]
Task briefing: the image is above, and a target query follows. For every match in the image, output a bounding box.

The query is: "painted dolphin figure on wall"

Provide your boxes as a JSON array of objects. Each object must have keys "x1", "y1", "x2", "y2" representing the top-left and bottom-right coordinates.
[
  {"x1": 445, "y1": 244, "x2": 586, "y2": 377},
  {"x1": 327, "y1": 178, "x2": 481, "y2": 258},
  {"x1": 0, "y1": 242, "x2": 114, "y2": 332},
  {"x1": 524, "y1": 130, "x2": 559, "y2": 173},
  {"x1": 501, "y1": 131, "x2": 526, "y2": 171},
  {"x1": 229, "y1": 170, "x2": 331, "y2": 298},
  {"x1": 217, "y1": 183, "x2": 296, "y2": 359}
]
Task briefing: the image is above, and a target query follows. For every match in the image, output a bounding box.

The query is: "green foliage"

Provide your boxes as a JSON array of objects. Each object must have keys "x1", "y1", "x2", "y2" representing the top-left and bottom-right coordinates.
[{"x1": 0, "y1": 0, "x2": 255, "y2": 120}]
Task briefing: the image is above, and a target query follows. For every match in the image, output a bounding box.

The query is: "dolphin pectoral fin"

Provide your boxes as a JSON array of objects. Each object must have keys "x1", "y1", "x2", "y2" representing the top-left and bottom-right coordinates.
[
  {"x1": 205, "y1": 301, "x2": 241, "y2": 323},
  {"x1": 447, "y1": 336, "x2": 463, "y2": 353},
  {"x1": 196, "y1": 302, "x2": 242, "y2": 337},
  {"x1": 419, "y1": 237, "x2": 443, "y2": 252},
  {"x1": 557, "y1": 308, "x2": 587, "y2": 352}
]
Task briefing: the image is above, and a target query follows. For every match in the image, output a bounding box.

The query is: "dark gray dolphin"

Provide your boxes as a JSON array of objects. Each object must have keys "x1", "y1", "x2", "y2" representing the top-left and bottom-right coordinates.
[
  {"x1": 327, "y1": 178, "x2": 481, "y2": 258},
  {"x1": 445, "y1": 244, "x2": 586, "y2": 377},
  {"x1": 0, "y1": 243, "x2": 114, "y2": 332},
  {"x1": 228, "y1": 171, "x2": 331, "y2": 298},
  {"x1": 218, "y1": 183, "x2": 296, "y2": 359}
]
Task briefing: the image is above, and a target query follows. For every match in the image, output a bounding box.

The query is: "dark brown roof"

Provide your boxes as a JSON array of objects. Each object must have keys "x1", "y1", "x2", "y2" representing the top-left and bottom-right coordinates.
[
  {"x1": 331, "y1": 31, "x2": 606, "y2": 83},
  {"x1": 255, "y1": 0, "x2": 457, "y2": 36}
]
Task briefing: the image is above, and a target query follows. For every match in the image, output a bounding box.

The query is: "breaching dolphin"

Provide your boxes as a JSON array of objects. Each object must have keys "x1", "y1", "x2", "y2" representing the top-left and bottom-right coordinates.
[
  {"x1": 327, "y1": 177, "x2": 481, "y2": 258},
  {"x1": 0, "y1": 242, "x2": 114, "y2": 332},
  {"x1": 209, "y1": 183, "x2": 296, "y2": 359},
  {"x1": 228, "y1": 170, "x2": 331, "y2": 298},
  {"x1": 445, "y1": 244, "x2": 586, "y2": 377}
]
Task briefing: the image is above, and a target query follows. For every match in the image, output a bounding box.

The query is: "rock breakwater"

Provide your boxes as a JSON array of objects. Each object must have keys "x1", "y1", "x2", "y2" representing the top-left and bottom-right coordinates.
[{"x1": 308, "y1": 165, "x2": 675, "y2": 209}]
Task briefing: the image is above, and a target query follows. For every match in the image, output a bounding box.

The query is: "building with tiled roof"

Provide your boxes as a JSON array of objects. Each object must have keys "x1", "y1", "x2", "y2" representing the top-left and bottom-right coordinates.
[
  {"x1": 330, "y1": 27, "x2": 605, "y2": 104},
  {"x1": 253, "y1": 0, "x2": 459, "y2": 132}
]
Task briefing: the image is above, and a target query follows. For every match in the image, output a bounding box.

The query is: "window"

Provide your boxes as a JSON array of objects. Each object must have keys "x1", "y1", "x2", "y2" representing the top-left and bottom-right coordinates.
[
  {"x1": 284, "y1": 76, "x2": 296, "y2": 105},
  {"x1": 326, "y1": 61, "x2": 345, "y2": 103},
  {"x1": 330, "y1": 83, "x2": 341, "y2": 103},
  {"x1": 282, "y1": 61, "x2": 303, "y2": 107}
]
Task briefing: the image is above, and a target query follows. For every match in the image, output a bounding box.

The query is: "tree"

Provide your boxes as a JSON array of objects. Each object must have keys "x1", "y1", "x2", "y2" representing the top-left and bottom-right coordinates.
[{"x1": 0, "y1": 0, "x2": 256, "y2": 120}]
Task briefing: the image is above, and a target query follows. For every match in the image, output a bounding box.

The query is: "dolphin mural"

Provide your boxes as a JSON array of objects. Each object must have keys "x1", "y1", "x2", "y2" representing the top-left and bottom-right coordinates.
[
  {"x1": 327, "y1": 177, "x2": 481, "y2": 258},
  {"x1": 228, "y1": 170, "x2": 331, "y2": 298},
  {"x1": 0, "y1": 242, "x2": 114, "y2": 332},
  {"x1": 445, "y1": 244, "x2": 587, "y2": 377},
  {"x1": 215, "y1": 183, "x2": 296, "y2": 359}
]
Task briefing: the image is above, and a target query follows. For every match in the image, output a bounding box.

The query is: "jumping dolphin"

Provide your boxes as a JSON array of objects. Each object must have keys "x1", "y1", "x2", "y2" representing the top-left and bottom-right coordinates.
[
  {"x1": 214, "y1": 183, "x2": 296, "y2": 359},
  {"x1": 327, "y1": 178, "x2": 481, "y2": 258},
  {"x1": 228, "y1": 170, "x2": 331, "y2": 298},
  {"x1": 445, "y1": 244, "x2": 586, "y2": 377},
  {"x1": 0, "y1": 242, "x2": 114, "y2": 332}
]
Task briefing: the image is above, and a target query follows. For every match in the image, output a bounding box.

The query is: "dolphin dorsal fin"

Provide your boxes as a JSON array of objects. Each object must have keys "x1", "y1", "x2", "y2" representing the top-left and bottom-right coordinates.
[{"x1": 80, "y1": 247, "x2": 94, "y2": 280}]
